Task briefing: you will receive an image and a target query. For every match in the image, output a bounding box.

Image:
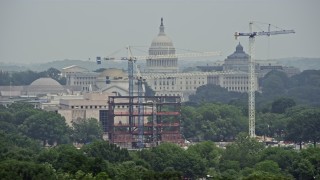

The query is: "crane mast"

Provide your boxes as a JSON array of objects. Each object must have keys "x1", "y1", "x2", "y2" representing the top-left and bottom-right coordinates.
[
  {"x1": 97, "y1": 46, "x2": 220, "y2": 148},
  {"x1": 235, "y1": 21, "x2": 295, "y2": 138}
]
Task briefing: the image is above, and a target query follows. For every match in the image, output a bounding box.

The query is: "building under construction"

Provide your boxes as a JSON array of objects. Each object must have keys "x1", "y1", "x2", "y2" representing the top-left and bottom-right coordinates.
[{"x1": 107, "y1": 95, "x2": 184, "y2": 149}]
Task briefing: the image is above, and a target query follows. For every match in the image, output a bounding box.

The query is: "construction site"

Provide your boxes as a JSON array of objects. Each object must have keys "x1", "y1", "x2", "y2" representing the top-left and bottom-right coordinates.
[{"x1": 107, "y1": 95, "x2": 184, "y2": 149}]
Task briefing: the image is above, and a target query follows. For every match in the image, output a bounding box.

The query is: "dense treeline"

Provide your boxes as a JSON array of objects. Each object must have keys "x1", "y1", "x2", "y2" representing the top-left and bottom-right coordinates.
[
  {"x1": 1, "y1": 102, "x2": 320, "y2": 179},
  {"x1": 0, "y1": 68, "x2": 66, "y2": 85},
  {"x1": 0, "y1": 69, "x2": 320, "y2": 179},
  {"x1": 181, "y1": 102, "x2": 320, "y2": 147},
  {"x1": 189, "y1": 70, "x2": 320, "y2": 107}
]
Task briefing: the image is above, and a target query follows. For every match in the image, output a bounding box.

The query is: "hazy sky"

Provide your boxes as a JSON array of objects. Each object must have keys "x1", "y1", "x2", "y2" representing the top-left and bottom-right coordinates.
[{"x1": 0, "y1": 0, "x2": 319, "y2": 64}]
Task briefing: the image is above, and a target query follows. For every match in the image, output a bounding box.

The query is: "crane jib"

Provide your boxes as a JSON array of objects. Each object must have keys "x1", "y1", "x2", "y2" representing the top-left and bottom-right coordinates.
[{"x1": 236, "y1": 30, "x2": 295, "y2": 37}]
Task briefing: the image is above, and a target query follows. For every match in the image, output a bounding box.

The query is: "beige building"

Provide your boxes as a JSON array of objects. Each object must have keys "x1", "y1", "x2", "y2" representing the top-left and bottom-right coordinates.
[
  {"x1": 61, "y1": 65, "x2": 90, "y2": 77},
  {"x1": 58, "y1": 92, "x2": 110, "y2": 129}
]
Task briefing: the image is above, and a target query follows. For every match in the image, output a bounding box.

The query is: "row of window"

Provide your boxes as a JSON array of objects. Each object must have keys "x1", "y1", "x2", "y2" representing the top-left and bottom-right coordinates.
[
  {"x1": 73, "y1": 81, "x2": 94, "y2": 85},
  {"x1": 227, "y1": 86, "x2": 249, "y2": 91},
  {"x1": 75, "y1": 77, "x2": 96, "y2": 80},
  {"x1": 71, "y1": 105, "x2": 107, "y2": 109},
  {"x1": 157, "y1": 93, "x2": 180, "y2": 96},
  {"x1": 154, "y1": 81, "x2": 205, "y2": 86},
  {"x1": 225, "y1": 76, "x2": 248, "y2": 80},
  {"x1": 155, "y1": 86, "x2": 198, "y2": 90},
  {"x1": 223, "y1": 81, "x2": 249, "y2": 85}
]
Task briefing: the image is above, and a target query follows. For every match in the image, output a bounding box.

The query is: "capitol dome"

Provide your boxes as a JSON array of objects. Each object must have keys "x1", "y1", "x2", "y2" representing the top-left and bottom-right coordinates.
[
  {"x1": 146, "y1": 18, "x2": 178, "y2": 73},
  {"x1": 150, "y1": 18, "x2": 174, "y2": 47}
]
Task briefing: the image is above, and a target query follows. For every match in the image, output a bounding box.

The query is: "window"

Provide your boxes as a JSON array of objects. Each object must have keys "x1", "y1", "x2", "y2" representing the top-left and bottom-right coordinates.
[{"x1": 99, "y1": 110, "x2": 108, "y2": 132}]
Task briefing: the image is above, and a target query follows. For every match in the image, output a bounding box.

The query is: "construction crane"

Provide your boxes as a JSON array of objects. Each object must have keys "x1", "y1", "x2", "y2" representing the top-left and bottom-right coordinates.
[
  {"x1": 235, "y1": 21, "x2": 295, "y2": 138},
  {"x1": 97, "y1": 46, "x2": 221, "y2": 97},
  {"x1": 97, "y1": 46, "x2": 220, "y2": 148}
]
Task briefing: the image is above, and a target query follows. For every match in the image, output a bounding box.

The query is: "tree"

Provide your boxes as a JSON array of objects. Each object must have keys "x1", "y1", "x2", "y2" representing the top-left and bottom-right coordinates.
[
  {"x1": 0, "y1": 131, "x2": 41, "y2": 161},
  {"x1": 243, "y1": 171, "x2": 291, "y2": 180},
  {"x1": 186, "y1": 141, "x2": 222, "y2": 168},
  {"x1": 144, "y1": 82, "x2": 155, "y2": 96},
  {"x1": 19, "y1": 111, "x2": 70, "y2": 146},
  {"x1": 271, "y1": 97, "x2": 296, "y2": 114},
  {"x1": 45, "y1": 67, "x2": 66, "y2": 85},
  {"x1": 0, "y1": 111, "x2": 14, "y2": 124},
  {"x1": 290, "y1": 70, "x2": 320, "y2": 88},
  {"x1": 137, "y1": 142, "x2": 206, "y2": 178},
  {"x1": 259, "y1": 147, "x2": 299, "y2": 171},
  {"x1": 255, "y1": 160, "x2": 281, "y2": 174},
  {"x1": 260, "y1": 70, "x2": 290, "y2": 97},
  {"x1": 290, "y1": 158, "x2": 315, "y2": 180},
  {"x1": 221, "y1": 133, "x2": 265, "y2": 169},
  {"x1": 285, "y1": 107, "x2": 320, "y2": 149},
  {"x1": 181, "y1": 103, "x2": 247, "y2": 142},
  {"x1": 11, "y1": 70, "x2": 40, "y2": 85},
  {"x1": 189, "y1": 84, "x2": 246, "y2": 104},
  {"x1": 81, "y1": 141, "x2": 131, "y2": 163},
  {"x1": 0, "y1": 160, "x2": 57, "y2": 180},
  {"x1": 300, "y1": 148, "x2": 320, "y2": 178},
  {"x1": 256, "y1": 113, "x2": 286, "y2": 138},
  {"x1": 181, "y1": 106, "x2": 203, "y2": 140},
  {"x1": 39, "y1": 145, "x2": 89, "y2": 174},
  {"x1": 72, "y1": 118, "x2": 103, "y2": 144}
]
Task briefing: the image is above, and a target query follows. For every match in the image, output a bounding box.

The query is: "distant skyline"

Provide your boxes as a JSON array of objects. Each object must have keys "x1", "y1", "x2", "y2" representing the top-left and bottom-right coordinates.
[{"x1": 0, "y1": 0, "x2": 319, "y2": 64}]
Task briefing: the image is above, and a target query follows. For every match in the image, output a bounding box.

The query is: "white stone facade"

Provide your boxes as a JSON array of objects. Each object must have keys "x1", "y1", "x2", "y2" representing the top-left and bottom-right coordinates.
[{"x1": 145, "y1": 18, "x2": 178, "y2": 74}]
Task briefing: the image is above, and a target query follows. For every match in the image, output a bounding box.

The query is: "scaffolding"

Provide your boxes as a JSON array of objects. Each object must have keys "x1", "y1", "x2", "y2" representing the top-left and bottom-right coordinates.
[{"x1": 107, "y1": 96, "x2": 183, "y2": 149}]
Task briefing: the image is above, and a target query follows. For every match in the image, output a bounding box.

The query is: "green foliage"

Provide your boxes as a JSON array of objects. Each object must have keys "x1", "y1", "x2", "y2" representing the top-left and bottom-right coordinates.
[
  {"x1": 144, "y1": 82, "x2": 155, "y2": 96},
  {"x1": 260, "y1": 70, "x2": 290, "y2": 97},
  {"x1": 11, "y1": 70, "x2": 40, "y2": 85},
  {"x1": 188, "y1": 70, "x2": 320, "y2": 110},
  {"x1": 255, "y1": 112, "x2": 286, "y2": 138},
  {"x1": 271, "y1": 97, "x2": 296, "y2": 114},
  {"x1": 290, "y1": 70, "x2": 320, "y2": 87},
  {"x1": 289, "y1": 158, "x2": 315, "y2": 180},
  {"x1": 72, "y1": 118, "x2": 103, "y2": 144},
  {"x1": 0, "y1": 71, "x2": 11, "y2": 85},
  {"x1": 285, "y1": 107, "x2": 320, "y2": 148},
  {"x1": 181, "y1": 103, "x2": 247, "y2": 141},
  {"x1": 243, "y1": 171, "x2": 292, "y2": 180},
  {"x1": 221, "y1": 133, "x2": 265, "y2": 169},
  {"x1": 19, "y1": 111, "x2": 70, "y2": 146},
  {"x1": 186, "y1": 141, "x2": 221, "y2": 168},
  {"x1": 137, "y1": 142, "x2": 206, "y2": 178},
  {"x1": 0, "y1": 68, "x2": 66, "y2": 86},
  {"x1": 0, "y1": 111, "x2": 14, "y2": 123},
  {"x1": 7, "y1": 102, "x2": 34, "y2": 112},
  {"x1": 0, "y1": 160, "x2": 57, "y2": 180},
  {"x1": 38, "y1": 145, "x2": 89, "y2": 174},
  {"x1": 259, "y1": 147, "x2": 298, "y2": 171},
  {"x1": 189, "y1": 84, "x2": 247, "y2": 104},
  {"x1": 82, "y1": 141, "x2": 131, "y2": 163},
  {"x1": 1, "y1": 90, "x2": 320, "y2": 179},
  {"x1": 255, "y1": 160, "x2": 281, "y2": 174}
]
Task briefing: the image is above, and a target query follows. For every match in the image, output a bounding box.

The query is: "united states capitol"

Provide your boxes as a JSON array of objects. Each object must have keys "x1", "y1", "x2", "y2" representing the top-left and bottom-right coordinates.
[{"x1": 0, "y1": 18, "x2": 299, "y2": 134}]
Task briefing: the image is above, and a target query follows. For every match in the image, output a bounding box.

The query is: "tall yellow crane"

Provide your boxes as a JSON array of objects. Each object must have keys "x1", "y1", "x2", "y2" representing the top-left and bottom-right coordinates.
[{"x1": 235, "y1": 21, "x2": 295, "y2": 137}]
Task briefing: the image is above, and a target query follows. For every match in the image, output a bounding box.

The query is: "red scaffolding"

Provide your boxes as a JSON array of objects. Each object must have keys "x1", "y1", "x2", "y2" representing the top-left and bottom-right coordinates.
[{"x1": 107, "y1": 96, "x2": 184, "y2": 149}]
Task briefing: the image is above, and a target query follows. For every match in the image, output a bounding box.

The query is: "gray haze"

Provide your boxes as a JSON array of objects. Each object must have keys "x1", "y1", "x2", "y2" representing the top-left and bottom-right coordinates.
[{"x1": 0, "y1": 0, "x2": 319, "y2": 64}]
